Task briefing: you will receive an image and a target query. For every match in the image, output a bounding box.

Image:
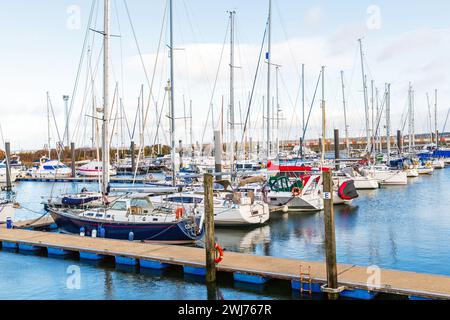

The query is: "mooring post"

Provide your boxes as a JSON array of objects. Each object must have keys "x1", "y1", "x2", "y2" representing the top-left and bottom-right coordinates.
[
  {"x1": 323, "y1": 170, "x2": 339, "y2": 300},
  {"x1": 179, "y1": 140, "x2": 183, "y2": 169},
  {"x1": 130, "y1": 141, "x2": 136, "y2": 173},
  {"x1": 300, "y1": 138, "x2": 303, "y2": 159},
  {"x1": 71, "y1": 142, "x2": 76, "y2": 178},
  {"x1": 5, "y1": 141, "x2": 12, "y2": 191},
  {"x1": 334, "y1": 129, "x2": 340, "y2": 170},
  {"x1": 214, "y1": 131, "x2": 222, "y2": 180},
  {"x1": 204, "y1": 173, "x2": 216, "y2": 284},
  {"x1": 397, "y1": 130, "x2": 402, "y2": 155}
]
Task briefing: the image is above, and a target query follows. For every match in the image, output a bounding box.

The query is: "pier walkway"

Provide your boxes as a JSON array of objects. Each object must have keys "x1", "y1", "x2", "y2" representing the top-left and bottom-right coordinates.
[{"x1": 0, "y1": 228, "x2": 449, "y2": 300}]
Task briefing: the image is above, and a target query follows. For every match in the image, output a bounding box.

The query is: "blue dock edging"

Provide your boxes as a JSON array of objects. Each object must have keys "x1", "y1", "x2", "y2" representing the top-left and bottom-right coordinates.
[{"x1": 234, "y1": 273, "x2": 268, "y2": 285}]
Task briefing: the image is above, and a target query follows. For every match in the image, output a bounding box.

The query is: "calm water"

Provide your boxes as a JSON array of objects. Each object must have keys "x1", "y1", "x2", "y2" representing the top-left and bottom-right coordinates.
[{"x1": 1, "y1": 169, "x2": 450, "y2": 299}]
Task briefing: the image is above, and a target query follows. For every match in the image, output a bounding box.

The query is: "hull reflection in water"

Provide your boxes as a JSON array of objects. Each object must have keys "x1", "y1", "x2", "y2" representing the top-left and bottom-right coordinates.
[{"x1": 214, "y1": 225, "x2": 271, "y2": 253}]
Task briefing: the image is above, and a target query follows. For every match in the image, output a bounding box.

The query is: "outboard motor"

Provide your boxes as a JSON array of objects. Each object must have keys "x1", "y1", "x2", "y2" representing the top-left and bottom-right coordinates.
[{"x1": 338, "y1": 180, "x2": 359, "y2": 201}]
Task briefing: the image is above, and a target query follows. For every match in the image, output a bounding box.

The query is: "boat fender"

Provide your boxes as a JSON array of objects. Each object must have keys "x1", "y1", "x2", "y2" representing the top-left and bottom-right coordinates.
[
  {"x1": 282, "y1": 205, "x2": 289, "y2": 213},
  {"x1": 215, "y1": 243, "x2": 224, "y2": 264},
  {"x1": 175, "y1": 208, "x2": 185, "y2": 220},
  {"x1": 338, "y1": 180, "x2": 359, "y2": 201},
  {"x1": 99, "y1": 227, "x2": 106, "y2": 238},
  {"x1": 91, "y1": 229, "x2": 97, "y2": 238},
  {"x1": 80, "y1": 227, "x2": 86, "y2": 237},
  {"x1": 128, "y1": 231, "x2": 135, "y2": 242},
  {"x1": 292, "y1": 187, "x2": 302, "y2": 197}
]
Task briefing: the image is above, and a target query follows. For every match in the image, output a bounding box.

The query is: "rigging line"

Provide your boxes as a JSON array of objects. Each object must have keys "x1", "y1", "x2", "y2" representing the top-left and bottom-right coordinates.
[
  {"x1": 113, "y1": 0, "x2": 125, "y2": 99},
  {"x1": 199, "y1": 18, "x2": 231, "y2": 146},
  {"x1": 279, "y1": 70, "x2": 299, "y2": 141},
  {"x1": 136, "y1": 0, "x2": 168, "y2": 173},
  {"x1": 63, "y1": 0, "x2": 97, "y2": 149},
  {"x1": 122, "y1": 0, "x2": 156, "y2": 105},
  {"x1": 131, "y1": 99, "x2": 140, "y2": 141},
  {"x1": 301, "y1": 69, "x2": 322, "y2": 145},
  {"x1": 153, "y1": 91, "x2": 169, "y2": 147},
  {"x1": 0, "y1": 123, "x2": 4, "y2": 147},
  {"x1": 240, "y1": 18, "x2": 269, "y2": 143}
]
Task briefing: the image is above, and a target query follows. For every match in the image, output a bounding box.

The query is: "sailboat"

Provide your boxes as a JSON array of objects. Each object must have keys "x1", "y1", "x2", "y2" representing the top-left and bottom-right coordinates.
[{"x1": 49, "y1": 0, "x2": 204, "y2": 243}]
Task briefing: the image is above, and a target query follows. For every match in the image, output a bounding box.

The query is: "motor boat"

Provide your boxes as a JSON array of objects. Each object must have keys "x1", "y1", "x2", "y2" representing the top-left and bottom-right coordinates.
[
  {"x1": 27, "y1": 157, "x2": 72, "y2": 178},
  {"x1": 77, "y1": 161, "x2": 117, "y2": 177},
  {"x1": 0, "y1": 160, "x2": 22, "y2": 183}
]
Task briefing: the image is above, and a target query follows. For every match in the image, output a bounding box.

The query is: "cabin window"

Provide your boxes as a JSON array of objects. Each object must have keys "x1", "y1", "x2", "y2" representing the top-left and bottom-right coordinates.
[
  {"x1": 130, "y1": 199, "x2": 150, "y2": 208},
  {"x1": 85, "y1": 213, "x2": 94, "y2": 217},
  {"x1": 95, "y1": 214, "x2": 104, "y2": 218},
  {"x1": 111, "y1": 201, "x2": 127, "y2": 211}
]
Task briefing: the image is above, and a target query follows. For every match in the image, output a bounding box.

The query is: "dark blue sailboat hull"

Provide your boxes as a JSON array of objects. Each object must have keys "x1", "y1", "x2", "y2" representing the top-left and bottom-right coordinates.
[{"x1": 49, "y1": 211, "x2": 204, "y2": 243}]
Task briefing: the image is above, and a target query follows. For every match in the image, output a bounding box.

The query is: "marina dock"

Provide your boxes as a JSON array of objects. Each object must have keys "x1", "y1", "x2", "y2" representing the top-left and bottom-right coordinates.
[
  {"x1": 1, "y1": 227, "x2": 449, "y2": 300},
  {"x1": 16, "y1": 177, "x2": 149, "y2": 184}
]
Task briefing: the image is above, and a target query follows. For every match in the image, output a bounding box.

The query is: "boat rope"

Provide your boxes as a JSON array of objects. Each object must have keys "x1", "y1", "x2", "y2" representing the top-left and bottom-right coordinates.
[
  {"x1": 200, "y1": 18, "x2": 230, "y2": 148},
  {"x1": 15, "y1": 207, "x2": 50, "y2": 228},
  {"x1": 241, "y1": 19, "x2": 268, "y2": 143}
]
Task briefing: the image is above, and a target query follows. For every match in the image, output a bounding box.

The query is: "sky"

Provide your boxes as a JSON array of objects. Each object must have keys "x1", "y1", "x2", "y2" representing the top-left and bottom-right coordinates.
[{"x1": 1, "y1": 0, "x2": 450, "y2": 151}]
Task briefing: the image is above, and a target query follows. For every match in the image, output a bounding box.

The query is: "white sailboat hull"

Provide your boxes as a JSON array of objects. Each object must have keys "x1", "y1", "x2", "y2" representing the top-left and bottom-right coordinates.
[
  {"x1": 371, "y1": 170, "x2": 408, "y2": 185},
  {"x1": 268, "y1": 192, "x2": 323, "y2": 212}
]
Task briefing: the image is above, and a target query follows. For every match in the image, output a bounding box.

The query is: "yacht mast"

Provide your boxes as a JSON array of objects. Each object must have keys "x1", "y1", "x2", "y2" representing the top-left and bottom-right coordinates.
[
  {"x1": 321, "y1": 66, "x2": 326, "y2": 166},
  {"x1": 229, "y1": 10, "x2": 236, "y2": 177},
  {"x1": 408, "y1": 83, "x2": 412, "y2": 154},
  {"x1": 340, "y1": 71, "x2": 350, "y2": 155},
  {"x1": 427, "y1": 93, "x2": 433, "y2": 144},
  {"x1": 169, "y1": 0, "x2": 176, "y2": 186},
  {"x1": 266, "y1": 0, "x2": 272, "y2": 161},
  {"x1": 358, "y1": 39, "x2": 371, "y2": 156},
  {"x1": 101, "y1": 0, "x2": 111, "y2": 195},
  {"x1": 435, "y1": 89, "x2": 438, "y2": 149},
  {"x1": 386, "y1": 83, "x2": 391, "y2": 163},
  {"x1": 46, "y1": 92, "x2": 51, "y2": 158}
]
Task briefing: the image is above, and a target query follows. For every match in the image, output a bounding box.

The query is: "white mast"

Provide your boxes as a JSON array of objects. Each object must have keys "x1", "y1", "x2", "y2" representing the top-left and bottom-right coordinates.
[
  {"x1": 169, "y1": 0, "x2": 176, "y2": 186},
  {"x1": 435, "y1": 89, "x2": 438, "y2": 148},
  {"x1": 340, "y1": 71, "x2": 350, "y2": 155},
  {"x1": 321, "y1": 66, "x2": 326, "y2": 166},
  {"x1": 266, "y1": 0, "x2": 272, "y2": 161},
  {"x1": 229, "y1": 10, "x2": 236, "y2": 177},
  {"x1": 275, "y1": 64, "x2": 281, "y2": 156},
  {"x1": 46, "y1": 92, "x2": 51, "y2": 158},
  {"x1": 101, "y1": 0, "x2": 111, "y2": 195},
  {"x1": 358, "y1": 39, "x2": 371, "y2": 156},
  {"x1": 386, "y1": 83, "x2": 391, "y2": 163},
  {"x1": 427, "y1": 93, "x2": 433, "y2": 144}
]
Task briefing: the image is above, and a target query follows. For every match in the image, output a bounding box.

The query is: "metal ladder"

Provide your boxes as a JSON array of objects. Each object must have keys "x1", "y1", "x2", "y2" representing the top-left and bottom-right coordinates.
[{"x1": 299, "y1": 265, "x2": 312, "y2": 295}]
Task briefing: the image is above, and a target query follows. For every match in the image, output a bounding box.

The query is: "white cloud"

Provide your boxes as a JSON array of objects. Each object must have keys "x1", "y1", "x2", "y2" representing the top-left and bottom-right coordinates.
[{"x1": 304, "y1": 6, "x2": 323, "y2": 27}]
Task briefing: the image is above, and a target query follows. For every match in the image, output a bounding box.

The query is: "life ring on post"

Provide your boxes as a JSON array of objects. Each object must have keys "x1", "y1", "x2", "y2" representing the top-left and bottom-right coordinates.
[
  {"x1": 292, "y1": 187, "x2": 301, "y2": 197},
  {"x1": 175, "y1": 208, "x2": 185, "y2": 220},
  {"x1": 214, "y1": 243, "x2": 224, "y2": 264}
]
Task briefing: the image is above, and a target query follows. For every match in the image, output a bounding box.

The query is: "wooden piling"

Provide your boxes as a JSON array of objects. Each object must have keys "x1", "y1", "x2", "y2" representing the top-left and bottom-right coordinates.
[
  {"x1": 130, "y1": 141, "x2": 136, "y2": 173},
  {"x1": 397, "y1": 130, "x2": 402, "y2": 155},
  {"x1": 214, "y1": 131, "x2": 222, "y2": 180},
  {"x1": 203, "y1": 173, "x2": 216, "y2": 283},
  {"x1": 334, "y1": 129, "x2": 340, "y2": 170},
  {"x1": 323, "y1": 171, "x2": 339, "y2": 299},
  {"x1": 71, "y1": 142, "x2": 76, "y2": 178},
  {"x1": 5, "y1": 142, "x2": 12, "y2": 191},
  {"x1": 300, "y1": 138, "x2": 303, "y2": 159}
]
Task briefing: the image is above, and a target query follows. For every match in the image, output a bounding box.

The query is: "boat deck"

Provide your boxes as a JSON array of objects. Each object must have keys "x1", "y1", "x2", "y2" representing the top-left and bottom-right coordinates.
[{"x1": 0, "y1": 228, "x2": 449, "y2": 299}]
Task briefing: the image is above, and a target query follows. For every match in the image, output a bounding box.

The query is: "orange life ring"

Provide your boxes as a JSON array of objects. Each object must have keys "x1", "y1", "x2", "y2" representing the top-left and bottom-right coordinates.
[
  {"x1": 175, "y1": 208, "x2": 185, "y2": 219},
  {"x1": 214, "y1": 243, "x2": 224, "y2": 264},
  {"x1": 292, "y1": 187, "x2": 301, "y2": 197}
]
